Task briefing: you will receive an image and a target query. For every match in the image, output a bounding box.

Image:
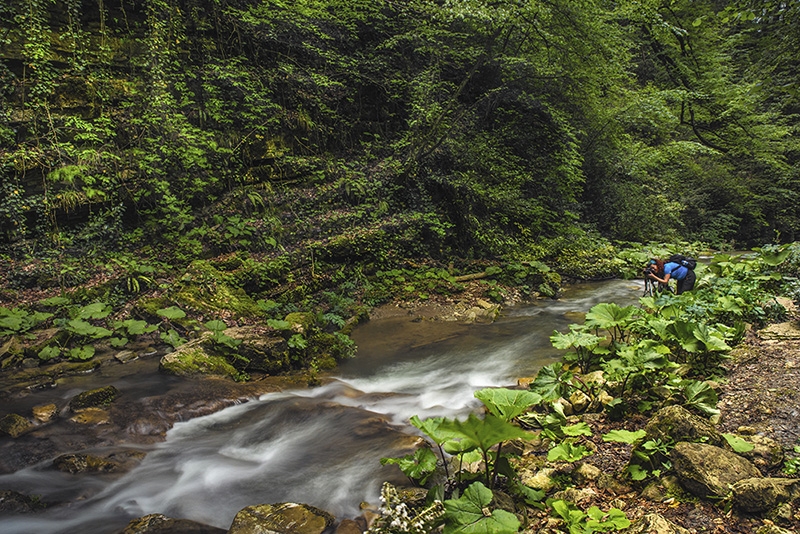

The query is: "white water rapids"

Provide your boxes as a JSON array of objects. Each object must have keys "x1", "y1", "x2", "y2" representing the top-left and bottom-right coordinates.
[{"x1": 0, "y1": 280, "x2": 643, "y2": 533}]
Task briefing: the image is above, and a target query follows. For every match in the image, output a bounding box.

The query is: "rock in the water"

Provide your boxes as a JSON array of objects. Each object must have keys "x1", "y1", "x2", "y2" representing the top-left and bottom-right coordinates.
[
  {"x1": 0, "y1": 489, "x2": 41, "y2": 513},
  {"x1": 32, "y1": 403, "x2": 58, "y2": 423},
  {"x1": 52, "y1": 453, "x2": 119, "y2": 474},
  {"x1": 118, "y1": 513, "x2": 226, "y2": 533},
  {"x1": 0, "y1": 413, "x2": 33, "y2": 437},
  {"x1": 671, "y1": 441, "x2": 761, "y2": 499},
  {"x1": 69, "y1": 385, "x2": 120, "y2": 412},
  {"x1": 228, "y1": 502, "x2": 334, "y2": 534}
]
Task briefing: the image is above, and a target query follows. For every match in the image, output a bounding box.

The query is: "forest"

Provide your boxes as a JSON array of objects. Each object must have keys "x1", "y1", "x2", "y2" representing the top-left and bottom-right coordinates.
[{"x1": 1, "y1": 1, "x2": 800, "y2": 532}]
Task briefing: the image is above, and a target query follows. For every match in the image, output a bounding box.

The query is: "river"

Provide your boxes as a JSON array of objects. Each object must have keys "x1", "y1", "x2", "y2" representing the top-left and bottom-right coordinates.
[{"x1": 0, "y1": 279, "x2": 643, "y2": 533}]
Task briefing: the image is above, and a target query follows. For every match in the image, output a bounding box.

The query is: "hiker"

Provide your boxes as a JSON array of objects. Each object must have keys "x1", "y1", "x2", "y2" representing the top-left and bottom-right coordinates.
[
  {"x1": 647, "y1": 255, "x2": 696, "y2": 294},
  {"x1": 642, "y1": 258, "x2": 666, "y2": 295}
]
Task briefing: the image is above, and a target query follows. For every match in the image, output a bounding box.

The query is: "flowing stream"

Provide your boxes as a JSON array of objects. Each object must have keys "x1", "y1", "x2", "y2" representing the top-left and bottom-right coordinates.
[{"x1": 0, "y1": 279, "x2": 643, "y2": 534}]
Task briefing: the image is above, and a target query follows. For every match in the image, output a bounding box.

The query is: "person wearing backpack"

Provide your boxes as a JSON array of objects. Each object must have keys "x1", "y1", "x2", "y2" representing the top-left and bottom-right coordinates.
[{"x1": 647, "y1": 254, "x2": 696, "y2": 294}]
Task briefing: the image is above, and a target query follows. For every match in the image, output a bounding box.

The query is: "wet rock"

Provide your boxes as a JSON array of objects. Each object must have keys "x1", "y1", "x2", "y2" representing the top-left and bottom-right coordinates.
[
  {"x1": 118, "y1": 513, "x2": 226, "y2": 533},
  {"x1": 0, "y1": 489, "x2": 42, "y2": 513},
  {"x1": 227, "y1": 502, "x2": 334, "y2": 534},
  {"x1": 52, "y1": 453, "x2": 119, "y2": 474},
  {"x1": 671, "y1": 441, "x2": 761, "y2": 499},
  {"x1": 731, "y1": 477, "x2": 800, "y2": 513},
  {"x1": 159, "y1": 340, "x2": 241, "y2": 380},
  {"x1": 223, "y1": 326, "x2": 291, "y2": 375},
  {"x1": 0, "y1": 413, "x2": 33, "y2": 438},
  {"x1": 69, "y1": 385, "x2": 120, "y2": 412},
  {"x1": 334, "y1": 519, "x2": 363, "y2": 534},
  {"x1": 625, "y1": 513, "x2": 691, "y2": 534},
  {"x1": 32, "y1": 403, "x2": 58, "y2": 423},
  {"x1": 645, "y1": 405, "x2": 724, "y2": 447},
  {"x1": 68, "y1": 406, "x2": 111, "y2": 425},
  {"x1": 115, "y1": 350, "x2": 139, "y2": 363}
]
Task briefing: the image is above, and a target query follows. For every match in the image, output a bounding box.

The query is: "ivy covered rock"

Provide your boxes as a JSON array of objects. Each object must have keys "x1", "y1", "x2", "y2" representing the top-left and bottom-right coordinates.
[
  {"x1": 227, "y1": 502, "x2": 334, "y2": 534},
  {"x1": 670, "y1": 441, "x2": 761, "y2": 500},
  {"x1": 68, "y1": 385, "x2": 120, "y2": 412}
]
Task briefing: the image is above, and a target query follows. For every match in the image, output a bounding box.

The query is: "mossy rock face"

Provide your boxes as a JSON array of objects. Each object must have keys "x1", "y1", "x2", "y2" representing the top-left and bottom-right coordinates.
[
  {"x1": 159, "y1": 340, "x2": 242, "y2": 380},
  {"x1": 171, "y1": 260, "x2": 263, "y2": 319},
  {"x1": 69, "y1": 385, "x2": 120, "y2": 412},
  {"x1": 0, "y1": 413, "x2": 33, "y2": 438},
  {"x1": 134, "y1": 296, "x2": 199, "y2": 331},
  {"x1": 222, "y1": 326, "x2": 291, "y2": 375},
  {"x1": 284, "y1": 312, "x2": 316, "y2": 334},
  {"x1": 309, "y1": 332, "x2": 354, "y2": 365}
]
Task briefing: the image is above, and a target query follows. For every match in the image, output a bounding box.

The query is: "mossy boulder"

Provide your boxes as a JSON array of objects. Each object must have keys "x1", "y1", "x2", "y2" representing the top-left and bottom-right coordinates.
[
  {"x1": 0, "y1": 489, "x2": 42, "y2": 513},
  {"x1": 69, "y1": 385, "x2": 120, "y2": 412},
  {"x1": 222, "y1": 326, "x2": 291, "y2": 375},
  {"x1": 120, "y1": 513, "x2": 226, "y2": 534},
  {"x1": 159, "y1": 339, "x2": 242, "y2": 380},
  {"x1": 670, "y1": 441, "x2": 761, "y2": 500},
  {"x1": 0, "y1": 413, "x2": 33, "y2": 438},
  {"x1": 171, "y1": 260, "x2": 263, "y2": 319},
  {"x1": 644, "y1": 405, "x2": 725, "y2": 447},
  {"x1": 228, "y1": 502, "x2": 334, "y2": 534},
  {"x1": 52, "y1": 453, "x2": 119, "y2": 474},
  {"x1": 732, "y1": 477, "x2": 800, "y2": 513}
]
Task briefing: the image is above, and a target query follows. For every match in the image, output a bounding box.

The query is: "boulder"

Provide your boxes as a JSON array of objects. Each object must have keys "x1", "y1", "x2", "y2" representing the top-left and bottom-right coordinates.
[
  {"x1": 228, "y1": 502, "x2": 334, "y2": 534},
  {"x1": 52, "y1": 453, "x2": 119, "y2": 474},
  {"x1": 32, "y1": 403, "x2": 58, "y2": 423},
  {"x1": 645, "y1": 405, "x2": 724, "y2": 447},
  {"x1": 334, "y1": 519, "x2": 363, "y2": 534},
  {"x1": 118, "y1": 513, "x2": 226, "y2": 533},
  {"x1": 0, "y1": 413, "x2": 33, "y2": 437},
  {"x1": 0, "y1": 489, "x2": 41, "y2": 513},
  {"x1": 670, "y1": 441, "x2": 761, "y2": 499},
  {"x1": 731, "y1": 477, "x2": 800, "y2": 513},
  {"x1": 69, "y1": 385, "x2": 120, "y2": 412},
  {"x1": 159, "y1": 340, "x2": 241, "y2": 380},
  {"x1": 625, "y1": 513, "x2": 691, "y2": 534}
]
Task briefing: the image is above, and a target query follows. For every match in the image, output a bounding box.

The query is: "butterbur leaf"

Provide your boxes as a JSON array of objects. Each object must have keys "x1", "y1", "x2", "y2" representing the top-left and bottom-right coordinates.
[
  {"x1": 529, "y1": 362, "x2": 571, "y2": 400},
  {"x1": 204, "y1": 319, "x2": 228, "y2": 332},
  {"x1": 78, "y1": 302, "x2": 112, "y2": 319},
  {"x1": 38, "y1": 345, "x2": 61, "y2": 361},
  {"x1": 381, "y1": 447, "x2": 438, "y2": 485},
  {"x1": 474, "y1": 387, "x2": 542, "y2": 422},
  {"x1": 603, "y1": 429, "x2": 647, "y2": 444},
  {"x1": 157, "y1": 306, "x2": 186, "y2": 320},
  {"x1": 120, "y1": 319, "x2": 157, "y2": 335},
  {"x1": 444, "y1": 482, "x2": 520, "y2": 534},
  {"x1": 69, "y1": 345, "x2": 95, "y2": 361},
  {"x1": 547, "y1": 441, "x2": 592, "y2": 463},
  {"x1": 440, "y1": 413, "x2": 535, "y2": 454},
  {"x1": 723, "y1": 433, "x2": 755, "y2": 453},
  {"x1": 109, "y1": 336, "x2": 129, "y2": 348},
  {"x1": 562, "y1": 422, "x2": 592, "y2": 437},
  {"x1": 682, "y1": 380, "x2": 720, "y2": 416},
  {"x1": 411, "y1": 415, "x2": 462, "y2": 446}
]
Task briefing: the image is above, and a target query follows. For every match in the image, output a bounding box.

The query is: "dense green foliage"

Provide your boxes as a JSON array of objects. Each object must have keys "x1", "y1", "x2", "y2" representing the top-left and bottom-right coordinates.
[{"x1": 1, "y1": 0, "x2": 797, "y2": 267}]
